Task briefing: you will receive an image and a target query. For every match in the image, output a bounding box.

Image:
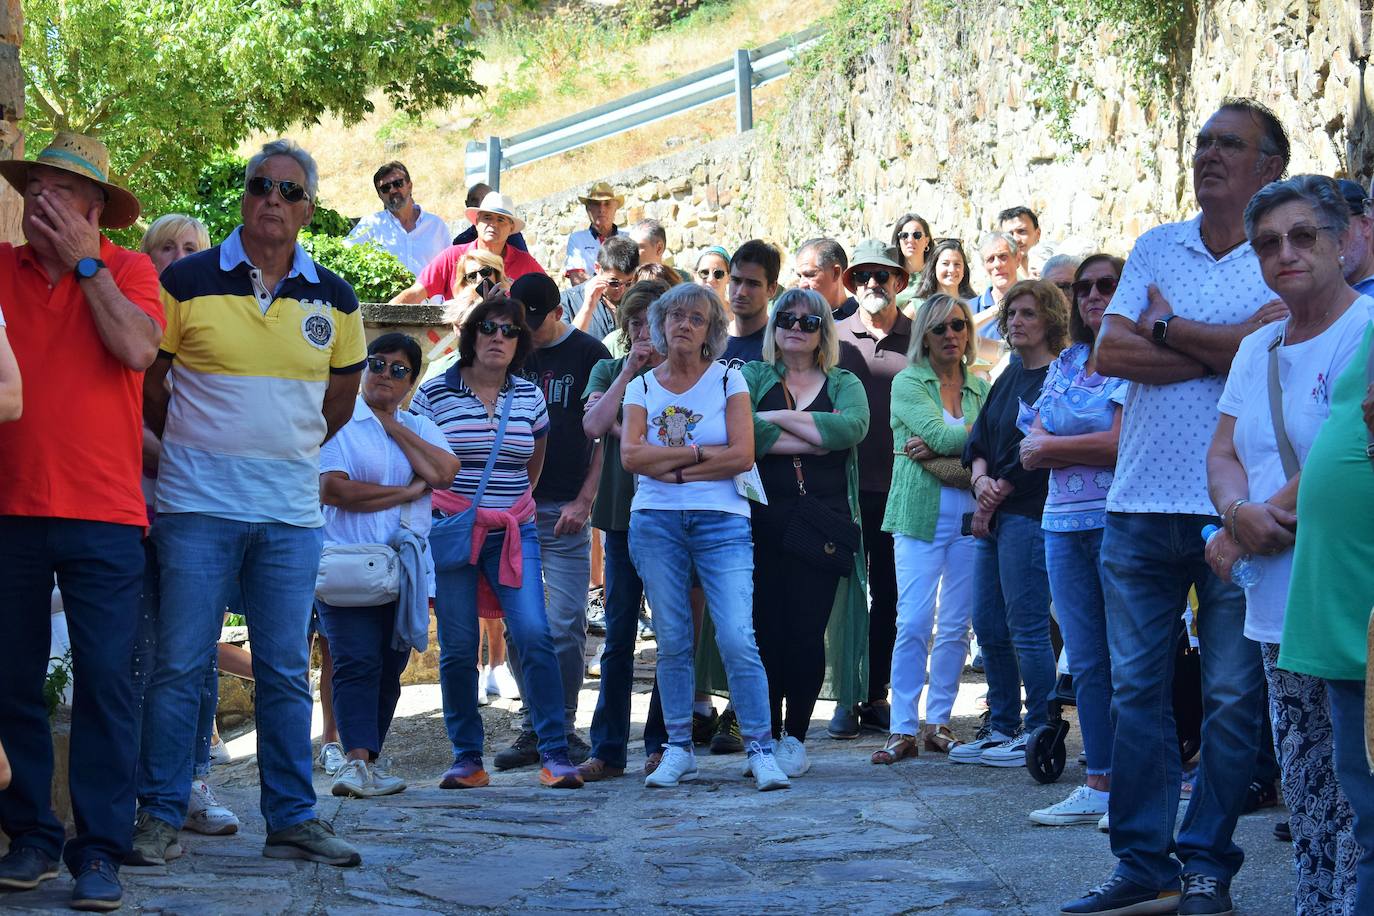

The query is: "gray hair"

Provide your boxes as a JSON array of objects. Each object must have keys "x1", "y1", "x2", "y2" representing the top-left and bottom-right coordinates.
[
  {"x1": 1039, "y1": 254, "x2": 1083, "y2": 278},
  {"x1": 1244, "y1": 174, "x2": 1351, "y2": 241},
  {"x1": 978, "y1": 231, "x2": 1019, "y2": 257},
  {"x1": 629, "y1": 218, "x2": 667, "y2": 248},
  {"x1": 762, "y1": 288, "x2": 839, "y2": 371},
  {"x1": 647, "y1": 283, "x2": 730, "y2": 360},
  {"x1": 246, "y1": 139, "x2": 319, "y2": 201},
  {"x1": 796, "y1": 237, "x2": 848, "y2": 271}
]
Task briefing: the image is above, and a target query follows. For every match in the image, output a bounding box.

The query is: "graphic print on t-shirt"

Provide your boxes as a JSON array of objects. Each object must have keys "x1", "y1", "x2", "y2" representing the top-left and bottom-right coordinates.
[{"x1": 652, "y1": 404, "x2": 702, "y2": 446}]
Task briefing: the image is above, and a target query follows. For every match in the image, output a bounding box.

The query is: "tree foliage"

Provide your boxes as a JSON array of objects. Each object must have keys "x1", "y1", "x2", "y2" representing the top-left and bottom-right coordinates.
[{"x1": 21, "y1": 0, "x2": 483, "y2": 216}]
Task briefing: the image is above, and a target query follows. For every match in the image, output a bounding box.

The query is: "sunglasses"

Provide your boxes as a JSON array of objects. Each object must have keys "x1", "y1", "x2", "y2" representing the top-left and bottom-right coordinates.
[
  {"x1": 377, "y1": 178, "x2": 407, "y2": 193},
  {"x1": 896, "y1": 230, "x2": 925, "y2": 241},
  {"x1": 245, "y1": 176, "x2": 309, "y2": 204},
  {"x1": 1054, "y1": 282, "x2": 1075, "y2": 296},
  {"x1": 603, "y1": 278, "x2": 628, "y2": 290},
  {"x1": 697, "y1": 268, "x2": 726, "y2": 281},
  {"x1": 1070, "y1": 277, "x2": 1120, "y2": 299},
  {"x1": 852, "y1": 269, "x2": 892, "y2": 286},
  {"x1": 775, "y1": 310, "x2": 822, "y2": 333},
  {"x1": 1251, "y1": 225, "x2": 1337, "y2": 261},
  {"x1": 464, "y1": 267, "x2": 498, "y2": 283},
  {"x1": 478, "y1": 320, "x2": 520, "y2": 339},
  {"x1": 928, "y1": 318, "x2": 968, "y2": 335},
  {"x1": 366, "y1": 356, "x2": 414, "y2": 380}
]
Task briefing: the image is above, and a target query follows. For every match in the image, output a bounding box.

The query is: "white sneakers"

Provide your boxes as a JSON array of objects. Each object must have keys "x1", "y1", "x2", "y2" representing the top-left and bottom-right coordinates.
[
  {"x1": 485, "y1": 663, "x2": 520, "y2": 700},
  {"x1": 184, "y1": 779, "x2": 240, "y2": 835},
  {"x1": 743, "y1": 743, "x2": 791, "y2": 791},
  {"x1": 644, "y1": 745, "x2": 698, "y2": 788},
  {"x1": 1029, "y1": 785, "x2": 1110, "y2": 826},
  {"x1": 331, "y1": 757, "x2": 408, "y2": 798},
  {"x1": 208, "y1": 739, "x2": 232, "y2": 767},
  {"x1": 979, "y1": 730, "x2": 1030, "y2": 767},
  {"x1": 770, "y1": 735, "x2": 810, "y2": 778},
  {"x1": 318, "y1": 741, "x2": 346, "y2": 776},
  {"x1": 949, "y1": 727, "x2": 1013, "y2": 764}
]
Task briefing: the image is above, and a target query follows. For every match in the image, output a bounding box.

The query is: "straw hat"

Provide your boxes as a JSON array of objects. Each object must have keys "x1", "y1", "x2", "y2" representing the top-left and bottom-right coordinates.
[
  {"x1": 464, "y1": 191, "x2": 526, "y2": 234},
  {"x1": 578, "y1": 181, "x2": 624, "y2": 207},
  {"x1": 0, "y1": 132, "x2": 142, "y2": 229}
]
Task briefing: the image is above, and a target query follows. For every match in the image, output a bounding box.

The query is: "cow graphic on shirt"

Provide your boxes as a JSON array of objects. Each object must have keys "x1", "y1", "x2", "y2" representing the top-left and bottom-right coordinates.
[{"x1": 652, "y1": 405, "x2": 702, "y2": 446}]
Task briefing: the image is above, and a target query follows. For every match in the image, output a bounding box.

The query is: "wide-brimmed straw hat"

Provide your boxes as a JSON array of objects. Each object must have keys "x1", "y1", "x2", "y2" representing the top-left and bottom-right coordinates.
[
  {"x1": 842, "y1": 238, "x2": 909, "y2": 293},
  {"x1": 465, "y1": 191, "x2": 526, "y2": 234},
  {"x1": 578, "y1": 181, "x2": 624, "y2": 207},
  {"x1": 0, "y1": 132, "x2": 142, "y2": 229}
]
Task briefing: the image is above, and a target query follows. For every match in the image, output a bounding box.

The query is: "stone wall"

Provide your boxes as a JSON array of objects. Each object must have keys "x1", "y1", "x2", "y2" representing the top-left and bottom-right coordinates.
[
  {"x1": 509, "y1": 0, "x2": 1374, "y2": 289},
  {"x1": 0, "y1": 0, "x2": 21, "y2": 244}
]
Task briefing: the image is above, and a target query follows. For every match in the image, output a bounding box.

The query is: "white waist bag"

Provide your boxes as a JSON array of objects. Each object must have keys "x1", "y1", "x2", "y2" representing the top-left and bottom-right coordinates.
[{"x1": 315, "y1": 503, "x2": 413, "y2": 607}]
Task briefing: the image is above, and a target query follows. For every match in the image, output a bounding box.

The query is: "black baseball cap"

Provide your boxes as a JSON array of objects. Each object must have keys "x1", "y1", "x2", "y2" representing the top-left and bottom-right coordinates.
[
  {"x1": 1337, "y1": 179, "x2": 1369, "y2": 216},
  {"x1": 510, "y1": 274, "x2": 560, "y2": 329}
]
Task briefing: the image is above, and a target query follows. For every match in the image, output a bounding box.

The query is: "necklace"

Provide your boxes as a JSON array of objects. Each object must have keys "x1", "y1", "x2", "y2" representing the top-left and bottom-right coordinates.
[{"x1": 1200, "y1": 223, "x2": 1244, "y2": 259}]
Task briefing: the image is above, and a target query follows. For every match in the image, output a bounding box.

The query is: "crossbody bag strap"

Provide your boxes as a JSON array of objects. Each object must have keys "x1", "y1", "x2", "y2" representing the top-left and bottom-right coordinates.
[
  {"x1": 1266, "y1": 334, "x2": 1302, "y2": 479},
  {"x1": 471, "y1": 381, "x2": 515, "y2": 508},
  {"x1": 779, "y1": 378, "x2": 808, "y2": 496}
]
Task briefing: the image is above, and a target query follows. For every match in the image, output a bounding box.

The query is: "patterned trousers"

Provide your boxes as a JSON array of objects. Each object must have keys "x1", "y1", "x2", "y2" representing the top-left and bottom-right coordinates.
[{"x1": 1260, "y1": 643, "x2": 1359, "y2": 916}]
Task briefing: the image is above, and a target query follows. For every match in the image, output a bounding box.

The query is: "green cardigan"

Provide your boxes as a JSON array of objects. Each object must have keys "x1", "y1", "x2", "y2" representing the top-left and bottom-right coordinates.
[
  {"x1": 693, "y1": 360, "x2": 873, "y2": 710},
  {"x1": 881, "y1": 362, "x2": 990, "y2": 541}
]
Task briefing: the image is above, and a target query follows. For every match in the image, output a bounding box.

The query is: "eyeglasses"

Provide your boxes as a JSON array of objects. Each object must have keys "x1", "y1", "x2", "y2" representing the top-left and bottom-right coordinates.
[
  {"x1": 365, "y1": 356, "x2": 413, "y2": 380},
  {"x1": 464, "y1": 267, "x2": 498, "y2": 283},
  {"x1": 697, "y1": 268, "x2": 726, "y2": 281},
  {"x1": 775, "y1": 310, "x2": 822, "y2": 333},
  {"x1": 1070, "y1": 277, "x2": 1120, "y2": 300},
  {"x1": 1250, "y1": 225, "x2": 1337, "y2": 261},
  {"x1": 667, "y1": 309, "x2": 707, "y2": 328},
  {"x1": 245, "y1": 176, "x2": 309, "y2": 204},
  {"x1": 896, "y1": 231, "x2": 925, "y2": 242},
  {"x1": 852, "y1": 269, "x2": 892, "y2": 286},
  {"x1": 1191, "y1": 133, "x2": 1257, "y2": 159},
  {"x1": 477, "y1": 320, "x2": 520, "y2": 339},
  {"x1": 377, "y1": 178, "x2": 407, "y2": 193},
  {"x1": 928, "y1": 319, "x2": 968, "y2": 335},
  {"x1": 603, "y1": 278, "x2": 628, "y2": 290}
]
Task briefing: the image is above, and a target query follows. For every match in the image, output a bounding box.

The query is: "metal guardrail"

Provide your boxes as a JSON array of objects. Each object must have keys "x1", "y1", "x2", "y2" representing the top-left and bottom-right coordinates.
[{"x1": 465, "y1": 24, "x2": 824, "y2": 185}]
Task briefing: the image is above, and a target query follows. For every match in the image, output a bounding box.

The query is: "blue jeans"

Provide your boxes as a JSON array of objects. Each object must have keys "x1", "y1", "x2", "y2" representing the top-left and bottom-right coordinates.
[
  {"x1": 140, "y1": 514, "x2": 322, "y2": 834},
  {"x1": 1326, "y1": 678, "x2": 1374, "y2": 915},
  {"x1": 589, "y1": 529, "x2": 644, "y2": 768},
  {"x1": 433, "y1": 521, "x2": 567, "y2": 759},
  {"x1": 0, "y1": 517, "x2": 144, "y2": 872},
  {"x1": 1102, "y1": 512, "x2": 1264, "y2": 888},
  {"x1": 629, "y1": 510, "x2": 771, "y2": 751},
  {"x1": 1044, "y1": 528, "x2": 1113, "y2": 776},
  {"x1": 970, "y1": 512, "x2": 1054, "y2": 735},
  {"x1": 315, "y1": 600, "x2": 409, "y2": 757}
]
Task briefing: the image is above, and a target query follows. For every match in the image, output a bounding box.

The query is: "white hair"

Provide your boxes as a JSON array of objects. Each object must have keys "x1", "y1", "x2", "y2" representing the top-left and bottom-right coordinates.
[{"x1": 246, "y1": 139, "x2": 319, "y2": 200}]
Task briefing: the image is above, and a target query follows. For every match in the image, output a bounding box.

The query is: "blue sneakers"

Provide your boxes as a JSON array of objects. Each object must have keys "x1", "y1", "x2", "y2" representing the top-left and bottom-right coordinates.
[
  {"x1": 1061, "y1": 874, "x2": 1181, "y2": 915},
  {"x1": 70, "y1": 859, "x2": 122, "y2": 912}
]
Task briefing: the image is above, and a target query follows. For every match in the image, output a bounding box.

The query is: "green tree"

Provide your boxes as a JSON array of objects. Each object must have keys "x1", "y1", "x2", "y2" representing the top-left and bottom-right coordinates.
[{"x1": 21, "y1": 0, "x2": 483, "y2": 215}]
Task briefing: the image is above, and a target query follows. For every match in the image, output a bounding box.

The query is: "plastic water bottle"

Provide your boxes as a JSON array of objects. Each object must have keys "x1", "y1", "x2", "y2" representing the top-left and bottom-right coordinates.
[{"x1": 1201, "y1": 524, "x2": 1262, "y2": 588}]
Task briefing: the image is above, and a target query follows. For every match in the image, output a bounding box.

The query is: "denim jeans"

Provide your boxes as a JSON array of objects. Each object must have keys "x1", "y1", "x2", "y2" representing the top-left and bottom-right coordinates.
[
  {"x1": 629, "y1": 510, "x2": 771, "y2": 751},
  {"x1": 433, "y1": 520, "x2": 567, "y2": 759},
  {"x1": 507, "y1": 500, "x2": 592, "y2": 734},
  {"x1": 1102, "y1": 512, "x2": 1265, "y2": 889},
  {"x1": 970, "y1": 512, "x2": 1054, "y2": 735},
  {"x1": 0, "y1": 517, "x2": 144, "y2": 873},
  {"x1": 589, "y1": 529, "x2": 645, "y2": 768},
  {"x1": 140, "y1": 514, "x2": 322, "y2": 834},
  {"x1": 1044, "y1": 528, "x2": 1113, "y2": 776},
  {"x1": 859, "y1": 491, "x2": 898, "y2": 705},
  {"x1": 315, "y1": 600, "x2": 410, "y2": 757},
  {"x1": 1325, "y1": 679, "x2": 1374, "y2": 915}
]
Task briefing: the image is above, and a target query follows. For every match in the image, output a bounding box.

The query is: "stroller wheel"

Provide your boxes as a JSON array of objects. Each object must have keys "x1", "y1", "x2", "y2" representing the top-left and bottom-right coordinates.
[{"x1": 1026, "y1": 723, "x2": 1066, "y2": 784}]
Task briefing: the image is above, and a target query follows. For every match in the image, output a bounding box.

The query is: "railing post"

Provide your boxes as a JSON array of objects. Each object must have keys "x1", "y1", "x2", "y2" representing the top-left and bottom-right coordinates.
[
  {"x1": 486, "y1": 136, "x2": 502, "y2": 191},
  {"x1": 734, "y1": 50, "x2": 753, "y2": 133}
]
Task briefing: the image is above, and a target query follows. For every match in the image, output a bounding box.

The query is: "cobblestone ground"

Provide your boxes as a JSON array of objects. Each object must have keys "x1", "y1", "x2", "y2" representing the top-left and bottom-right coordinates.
[{"x1": 2, "y1": 645, "x2": 1296, "y2": 915}]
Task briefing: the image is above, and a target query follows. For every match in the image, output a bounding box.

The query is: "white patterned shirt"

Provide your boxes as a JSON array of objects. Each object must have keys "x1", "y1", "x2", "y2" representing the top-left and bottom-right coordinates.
[
  {"x1": 1104, "y1": 214, "x2": 1276, "y2": 516},
  {"x1": 345, "y1": 206, "x2": 452, "y2": 277}
]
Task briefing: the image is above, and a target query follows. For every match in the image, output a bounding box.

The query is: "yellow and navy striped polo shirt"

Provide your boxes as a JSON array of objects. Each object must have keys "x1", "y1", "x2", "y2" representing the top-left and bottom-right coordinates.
[{"x1": 154, "y1": 228, "x2": 367, "y2": 527}]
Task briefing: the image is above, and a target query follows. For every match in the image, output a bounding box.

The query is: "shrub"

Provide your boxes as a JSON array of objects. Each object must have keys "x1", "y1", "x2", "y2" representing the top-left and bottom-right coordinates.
[{"x1": 300, "y1": 233, "x2": 414, "y2": 303}]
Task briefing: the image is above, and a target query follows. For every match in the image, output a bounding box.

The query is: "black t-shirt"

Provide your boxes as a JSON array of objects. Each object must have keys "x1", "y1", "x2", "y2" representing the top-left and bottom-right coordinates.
[
  {"x1": 519, "y1": 327, "x2": 611, "y2": 503},
  {"x1": 832, "y1": 296, "x2": 859, "y2": 322},
  {"x1": 962, "y1": 353, "x2": 1050, "y2": 519},
  {"x1": 721, "y1": 327, "x2": 765, "y2": 369},
  {"x1": 755, "y1": 383, "x2": 848, "y2": 509}
]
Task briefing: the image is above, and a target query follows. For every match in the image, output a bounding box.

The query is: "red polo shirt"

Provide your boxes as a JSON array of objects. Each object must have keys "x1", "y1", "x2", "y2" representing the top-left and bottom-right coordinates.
[
  {"x1": 0, "y1": 238, "x2": 165, "y2": 526},
  {"x1": 419, "y1": 240, "x2": 545, "y2": 299}
]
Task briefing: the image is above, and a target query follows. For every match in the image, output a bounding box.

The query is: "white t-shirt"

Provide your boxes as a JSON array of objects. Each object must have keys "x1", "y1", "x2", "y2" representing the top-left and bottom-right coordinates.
[
  {"x1": 1105, "y1": 215, "x2": 1278, "y2": 515},
  {"x1": 1217, "y1": 297, "x2": 1374, "y2": 642},
  {"x1": 344, "y1": 206, "x2": 453, "y2": 278},
  {"x1": 623, "y1": 361, "x2": 750, "y2": 516},
  {"x1": 320, "y1": 397, "x2": 453, "y2": 593}
]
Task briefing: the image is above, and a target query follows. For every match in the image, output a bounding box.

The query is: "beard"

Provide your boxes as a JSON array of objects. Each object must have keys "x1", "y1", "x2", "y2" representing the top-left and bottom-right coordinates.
[
  {"x1": 384, "y1": 193, "x2": 408, "y2": 212},
  {"x1": 858, "y1": 289, "x2": 891, "y2": 314}
]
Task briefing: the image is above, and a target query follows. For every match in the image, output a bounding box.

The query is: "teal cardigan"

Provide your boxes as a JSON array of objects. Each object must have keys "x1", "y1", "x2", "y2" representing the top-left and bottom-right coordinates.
[
  {"x1": 694, "y1": 360, "x2": 873, "y2": 709},
  {"x1": 881, "y1": 362, "x2": 990, "y2": 541}
]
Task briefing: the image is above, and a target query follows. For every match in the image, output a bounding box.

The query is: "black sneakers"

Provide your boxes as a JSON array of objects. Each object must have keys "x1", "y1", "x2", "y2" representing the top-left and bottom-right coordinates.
[
  {"x1": 493, "y1": 729, "x2": 541, "y2": 770},
  {"x1": 709, "y1": 709, "x2": 743, "y2": 754},
  {"x1": 1060, "y1": 874, "x2": 1181, "y2": 915},
  {"x1": 1179, "y1": 873, "x2": 1234, "y2": 915}
]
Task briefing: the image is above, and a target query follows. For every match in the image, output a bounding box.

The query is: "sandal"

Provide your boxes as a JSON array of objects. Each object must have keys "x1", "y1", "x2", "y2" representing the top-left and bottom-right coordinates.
[
  {"x1": 870, "y1": 733, "x2": 918, "y2": 765},
  {"x1": 643, "y1": 751, "x2": 663, "y2": 776},
  {"x1": 921, "y1": 724, "x2": 958, "y2": 754},
  {"x1": 577, "y1": 757, "x2": 624, "y2": 782}
]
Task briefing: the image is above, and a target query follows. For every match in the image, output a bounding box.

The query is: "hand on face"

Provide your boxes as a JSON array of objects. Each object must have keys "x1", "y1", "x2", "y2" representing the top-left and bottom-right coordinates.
[{"x1": 23, "y1": 169, "x2": 102, "y2": 269}]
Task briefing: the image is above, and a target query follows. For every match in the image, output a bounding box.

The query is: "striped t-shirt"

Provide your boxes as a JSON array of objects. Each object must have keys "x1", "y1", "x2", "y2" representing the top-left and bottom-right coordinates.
[{"x1": 410, "y1": 367, "x2": 548, "y2": 510}]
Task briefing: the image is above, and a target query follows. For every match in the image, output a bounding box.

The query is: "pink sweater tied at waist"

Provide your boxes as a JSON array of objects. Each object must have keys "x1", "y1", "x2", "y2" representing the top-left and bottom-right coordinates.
[{"x1": 430, "y1": 488, "x2": 537, "y2": 588}]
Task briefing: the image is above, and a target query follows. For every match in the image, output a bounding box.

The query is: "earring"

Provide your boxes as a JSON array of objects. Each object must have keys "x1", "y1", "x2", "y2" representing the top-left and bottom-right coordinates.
[{"x1": 1340, "y1": 254, "x2": 1346, "y2": 264}]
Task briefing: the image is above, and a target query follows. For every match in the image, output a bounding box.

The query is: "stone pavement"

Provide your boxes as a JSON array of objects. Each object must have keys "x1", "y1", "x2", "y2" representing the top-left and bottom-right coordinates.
[{"x1": 2, "y1": 653, "x2": 1297, "y2": 915}]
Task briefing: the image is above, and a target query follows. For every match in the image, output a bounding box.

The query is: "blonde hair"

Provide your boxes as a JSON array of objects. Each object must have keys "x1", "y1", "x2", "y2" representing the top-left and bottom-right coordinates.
[
  {"x1": 761, "y1": 288, "x2": 839, "y2": 372},
  {"x1": 140, "y1": 214, "x2": 211, "y2": 257},
  {"x1": 908, "y1": 294, "x2": 978, "y2": 367},
  {"x1": 441, "y1": 250, "x2": 506, "y2": 326}
]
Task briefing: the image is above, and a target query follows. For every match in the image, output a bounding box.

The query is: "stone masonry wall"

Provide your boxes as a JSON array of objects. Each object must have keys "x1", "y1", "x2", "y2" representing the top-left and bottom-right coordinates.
[
  {"x1": 510, "y1": 0, "x2": 1373, "y2": 290},
  {"x1": 0, "y1": 0, "x2": 21, "y2": 244}
]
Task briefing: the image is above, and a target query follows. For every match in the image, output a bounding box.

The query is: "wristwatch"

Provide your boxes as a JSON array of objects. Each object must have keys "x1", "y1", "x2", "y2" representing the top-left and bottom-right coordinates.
[
  {"x1": 1151, "y1": 313, "x2": 1176, "y2": 345},
  {"x1": 75, "y1": 257, "x2": 106, "y2": 280}
]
